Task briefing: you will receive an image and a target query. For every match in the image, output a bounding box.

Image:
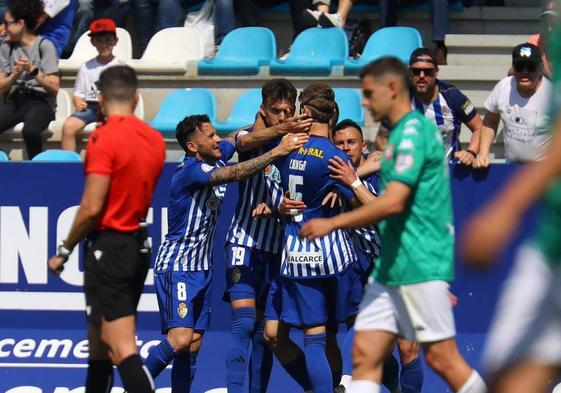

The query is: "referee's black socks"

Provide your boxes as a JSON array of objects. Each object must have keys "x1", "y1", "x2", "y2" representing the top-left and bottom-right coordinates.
[
  {"x1": 118, "y1": 354, "x2": 156, "y2": 393},
  {"x1": 86, "y1": 359, "x2": 114, "y2": 393}
]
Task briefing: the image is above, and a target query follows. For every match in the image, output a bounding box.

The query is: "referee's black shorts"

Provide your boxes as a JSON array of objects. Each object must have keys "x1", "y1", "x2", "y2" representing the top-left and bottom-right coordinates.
[{"x1": 84, "y1": 229, "x2": 150, "y2": 326}]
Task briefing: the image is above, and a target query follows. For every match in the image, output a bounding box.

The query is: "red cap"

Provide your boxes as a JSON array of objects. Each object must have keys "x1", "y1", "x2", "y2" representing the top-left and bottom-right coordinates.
[{"x1": 88, "y1": 18, "x2": 116, "y2": 36}]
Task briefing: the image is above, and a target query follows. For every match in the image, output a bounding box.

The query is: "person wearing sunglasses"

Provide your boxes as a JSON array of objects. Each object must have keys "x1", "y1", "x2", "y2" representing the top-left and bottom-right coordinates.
[
  {"x1": 409, "y1": 48, "x2": 483, "y2": 167},
  {"x1": 475, "y1": 43, "x2": 552, "y2": 168}
]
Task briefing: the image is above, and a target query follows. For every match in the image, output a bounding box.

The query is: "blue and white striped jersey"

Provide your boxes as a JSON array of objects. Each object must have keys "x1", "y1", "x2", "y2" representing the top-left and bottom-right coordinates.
[
  {"x1": 349, "y1": 172, "x2": 381, "y2": 259},
  {"x1": 154, "y1": 141, "x2": 236, "y2": 273},
  {"x1": 411, "y1": 79, "x2": 477, "y2": 160},
  {"x1": 225, "y1": 129, "x2": 284, "y2": 254},
  {"x1": 275, "y1": 135, "x2": 358, "y2": 278}
]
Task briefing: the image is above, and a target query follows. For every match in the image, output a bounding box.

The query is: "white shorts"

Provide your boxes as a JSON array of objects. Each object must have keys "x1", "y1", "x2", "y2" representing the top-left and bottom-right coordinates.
[
  {"x1": 483, "y1": 244, "x2": 561, "y2": 374},
  {"x1": 354, "y1": 280, "x2": 456, "y2": 343}
]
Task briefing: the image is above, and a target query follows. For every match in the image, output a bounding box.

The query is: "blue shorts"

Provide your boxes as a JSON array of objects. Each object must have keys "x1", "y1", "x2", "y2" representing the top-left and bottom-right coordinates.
[
  {"x1": 280, "y1": 267, "x2": 354, "y2": 327},
  {"x1": 70, "y1": 103, "x2": 98, "y2": 124},
  {"x1": 154, "y1": 269, "x2": 212, "y2": 334},
  {"x1": 223, "y1": 243, "x2": 280, "y2": 309},
  {"x1": 349, "y1": 255, "x2": 375, "y2": 319},
  {"x1": 265, "y1": 273, "x2": 282, "y2": 321}
]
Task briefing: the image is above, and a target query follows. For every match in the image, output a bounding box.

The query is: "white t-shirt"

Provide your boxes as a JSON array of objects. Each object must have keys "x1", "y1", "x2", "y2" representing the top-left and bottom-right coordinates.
[
  {"x1": 484, "y1": 76, "x2": 552, "y2": 162},
  {"x1": 74, "y1": 57, "x2": 124, "y2": 103}
]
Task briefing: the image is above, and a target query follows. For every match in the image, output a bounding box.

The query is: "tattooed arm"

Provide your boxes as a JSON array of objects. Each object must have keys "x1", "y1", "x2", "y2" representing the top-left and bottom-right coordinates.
[{"x1": 209, "y1": 133, "x2": 308, "y2": 186}]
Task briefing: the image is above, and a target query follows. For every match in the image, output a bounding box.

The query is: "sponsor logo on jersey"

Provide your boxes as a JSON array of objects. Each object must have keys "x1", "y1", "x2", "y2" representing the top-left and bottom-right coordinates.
[
  {"x1": 178, "y1": 302, "x2": 188, "y2": 318},
  {"x1": 207, "y1": 196, "x2": 220, "y2": 210},
  {"x1": 384, "y1": 144, "x2": 394, "y2": 159},
  {"x1": 298, "y1": 147, "x2": 324, "y2": 159},
  {"x1": 395, "y1": 153, "x2": 414, "y2": 173},
  {"x1": 462, "y1": 100, "x2": 475, "y2": 116},
  {"x1": 398, "y1": 139, "x2": 415, "y2": 150},
  {"x1": 232, "y1": 267, "x2": 241, "y2": 283},
  {"x1": 403, "y1": 127, "x2": 418, "y2": 135},
  {"x1": 287, "y1": 251, "x2": 324, "y2": 265},
  {"x1": 264, "y1": 164, "x2": 281, "y2": 182}
]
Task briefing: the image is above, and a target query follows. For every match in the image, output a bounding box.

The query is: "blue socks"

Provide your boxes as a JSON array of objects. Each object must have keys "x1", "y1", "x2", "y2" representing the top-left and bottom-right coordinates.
[
  {"x1": 171, "y1": 350, "x2": 198, "y2": 392},
  {"x1": 145, "y1": 338, "x2": 175, "y2": 378},
  {"x1": 226, "y1": 307, "x2": 256, "y2": 393},
  {"x1": 303, "y1": 333, "x2": 332, "y2": 393},
  {"x1": 401, "y1": 356, "x2": 424, "y2": 393},
  {"x1": 382, "y1": 354, "x2": 400, "y2": 392},
  {"x1": 341, "y1": 327, "x2": 355, "y2": 377},
  {"x1": 281, "y1": 350, "x2": 312, "y2": 391},
  {"x1": 249, "y1": 319, "x2": 272, "y2": 393}
]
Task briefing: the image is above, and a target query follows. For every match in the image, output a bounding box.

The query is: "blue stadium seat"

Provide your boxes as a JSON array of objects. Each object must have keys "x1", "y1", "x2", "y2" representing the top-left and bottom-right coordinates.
[
  {"x1": 344, "y1": 27, "x2": 422, "y2": 75},
  {"x1": 198, "y1": 28, "x2": 276, "y2": 75},
  {"x1": 214, "y1": 89, "x2": 261, "y2": 133},
  {"x1": 150, "y1": 89, "x2": 217, "y2": 135},
  {"x1": 0, "y1": 150, "x2": 9, "y2": 161},
  {"x1": 334, "y1": 88, "x2": 365, "y2": 126},
  {"x1": 270, "y1": 28, "x2": 348, "y2": 76},
  {"x1": 32, "y1": 150, "x2": 81, "y2": 162}
]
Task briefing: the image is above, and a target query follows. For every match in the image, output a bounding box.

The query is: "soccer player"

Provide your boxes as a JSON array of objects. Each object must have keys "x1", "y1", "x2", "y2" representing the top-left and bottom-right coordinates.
[
  {"x1": 144, "y1": 114, "x2": 308, "y2": 391},
  {"x1": 409, "y1": 48, "x2": 483, "y2": 165},
  {"x1": 300, "y1": 57, "x2": 487, "y2": 393},
  {"x1": 224, "y1": 78, "x2": 313, "y2": 393},
  {"x1": 461, "y1": 25, "x2": 561, "y2": 393},
  {"x1": 273, "y1": 83, "x2": 361, "y2": 393},
  {"x1": 47, "y1": 65, "x2": 165, "y2": 393}
]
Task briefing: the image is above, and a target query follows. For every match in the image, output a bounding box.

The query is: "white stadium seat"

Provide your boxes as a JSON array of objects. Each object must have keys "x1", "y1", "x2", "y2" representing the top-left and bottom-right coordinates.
[
  {"x1": 83, "y1": 92, "x2": 145, "y2": 132},
  {"x1": 59, "y1": 28, "x2": 133, "y2": 73},
  {"x1": 127, "y1": 27, "x2": 204, "y2": 73}
]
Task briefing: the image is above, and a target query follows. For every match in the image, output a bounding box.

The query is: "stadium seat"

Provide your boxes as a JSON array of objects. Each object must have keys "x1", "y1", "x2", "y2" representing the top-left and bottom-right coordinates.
[
  {"x1": 150, "y1": 88, "x2": 216, "y2": 135},
  {"x1": 334, "y1": 88, "x2": 365, "y2": 126},
  {"x1": 127, "y1": 27, "x2": 204, "y2": 73},
  {"x1": 198, "y1": 27, "x2": 276, "y2": 75},
  {"x1": 84, "y1": 92, "x2": 145, "y2": 132},
  {"x1": 0, "y1": 150, "x2": 9, "y2": 161},
  {"x1": 214, "y1": 89, "x2": 261, "y2": 133},
  {"x1": 32, "y1": 149, "x2": 82, "y2": 162},
  {"x1": 59, "y1": 28, "x2": 133, "y2": 73},
  {"x1": 270, "y1": 28, "x2": 348, "y2": 76},
  {"x1": 344, "y1": 27, "x2": 422, "y2": 75}
]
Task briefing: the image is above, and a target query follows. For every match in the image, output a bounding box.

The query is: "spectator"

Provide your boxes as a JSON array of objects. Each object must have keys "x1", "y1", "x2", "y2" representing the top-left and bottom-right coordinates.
[
  {"x1": 235, "y1": 0, "x2": 311, "y2": 39},
  {"x1": 0, "y1": 0, "x2": 60, "y2": 159},
  {"x1": 61, "y1": 18, "x2": 122, "y2": 152},
  {"x1": 36, "y1": 0, "x2": 78, "y2": 57},
  {"x1": 304, "y1": 0, "x2": 449, "y2": 64},
  {"x1": 62, "y1": 0, "x2": 128, "y2": 58},
  {"x1": 409, "y1": 48, "x2": 483, "y2": 166},
  {"x1": 528, "y1": 0, "x2": 560, "y2": 79},
  {"x1": 475, "y1": 43, "x2": 552, "y2": 168}
]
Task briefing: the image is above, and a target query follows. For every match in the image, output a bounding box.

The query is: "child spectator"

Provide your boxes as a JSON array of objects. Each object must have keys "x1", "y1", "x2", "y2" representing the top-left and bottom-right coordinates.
[{"x1": 61, "y1": 18, "x2": 122, "y2": 152}]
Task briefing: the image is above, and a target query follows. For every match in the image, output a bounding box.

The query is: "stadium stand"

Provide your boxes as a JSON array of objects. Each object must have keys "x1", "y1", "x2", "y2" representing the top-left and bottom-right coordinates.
[
  {"x1": 214, "y1": 88, "x2": 261, "y2": 133},
  {"x1": 31, "y1": 149, "x2": 82, "y2": 161},
  {"x1": 269, "y1": 27, "x2": 349, "y2": 76},
  {"x1": 198, "y1": 27, "x2": 277, "y2": 75},
  {"x1": 0, "y1": 150, "x2": 9, "y2": 161},
  {"x1": 83, "y1": 92, "x2": 145, "y2": 133},
  {"x1": 150, "y1": 88, "x2": 216, "y2": 135},
  {"x1": 344, "y1": 26, "x2": 423, "y2": 75},
  {"x1": 333, "y1": 88, "x2": 365, "y2": 126},
  {"x1": 127, "y1": 27, "x2": 204, "y2": 73},
  {"x1": 59, "y1": 27, "x2": 132, "y2": 73}
]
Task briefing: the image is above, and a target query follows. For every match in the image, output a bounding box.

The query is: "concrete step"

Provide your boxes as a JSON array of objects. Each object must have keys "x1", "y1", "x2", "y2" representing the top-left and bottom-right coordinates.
[
  {"x1": 446, "y1": 34, "x2": 530, "y2": 48},
  {"x1": 447, "y1": 53, "x2": 512, "y2": 66}
]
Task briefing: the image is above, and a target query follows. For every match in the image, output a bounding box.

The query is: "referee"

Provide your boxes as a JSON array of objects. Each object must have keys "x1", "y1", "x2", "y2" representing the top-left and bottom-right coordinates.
[{"x1": 48, "y1": 65, "x2": 165, "y2": 393}]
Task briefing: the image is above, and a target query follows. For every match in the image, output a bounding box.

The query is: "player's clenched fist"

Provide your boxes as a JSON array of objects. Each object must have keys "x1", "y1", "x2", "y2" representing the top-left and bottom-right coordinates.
[
  {"x1": 299, "y1": 218, "x2": 336, "y2": 240},
  {"x1": 48, "y1": 255, "x2": 66, "y2": 276}
]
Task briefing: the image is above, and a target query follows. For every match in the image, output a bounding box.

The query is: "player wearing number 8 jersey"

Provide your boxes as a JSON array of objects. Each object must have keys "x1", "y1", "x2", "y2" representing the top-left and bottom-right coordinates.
[{"x1": 144, "y1": 114, "x2": 308, "y2": 391}]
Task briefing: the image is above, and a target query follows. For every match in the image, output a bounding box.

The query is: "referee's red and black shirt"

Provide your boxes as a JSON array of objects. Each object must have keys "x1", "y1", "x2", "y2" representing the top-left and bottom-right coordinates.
[{"x1": 84, "y1": 115, "x2": 165, "y2": 232}]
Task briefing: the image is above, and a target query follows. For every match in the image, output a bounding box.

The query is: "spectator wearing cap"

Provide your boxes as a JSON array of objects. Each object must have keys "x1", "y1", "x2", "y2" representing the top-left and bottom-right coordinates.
[
  {"x1": 61, "y1": 18, "x2": 123, "y2": 152},
  {"x1": 0, "y1": 0, "x2": 60, "y2": 159},
  {"x1": 528, "y1": 0, "x2": 560, "y2": 79},
  {"x1": 476, "y1": 43, "x2": 552, "y2": 167},
  {"x1": 409, "y1": 48, "x2": 483, "y2": 166}
]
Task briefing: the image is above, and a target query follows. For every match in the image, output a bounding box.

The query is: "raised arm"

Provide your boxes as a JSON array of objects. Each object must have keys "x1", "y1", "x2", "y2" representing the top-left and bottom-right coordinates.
[
  {"x1": 236, "y1": 114, "x2": 312, "y2": 152},
  {"x1": 209, "y1": 133, "x2": 308, "y2": 185}
]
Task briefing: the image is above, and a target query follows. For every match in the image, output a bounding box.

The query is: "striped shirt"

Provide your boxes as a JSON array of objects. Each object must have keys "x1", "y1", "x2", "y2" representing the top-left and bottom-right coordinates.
[
  {"x1": 154, "y1": 141, "x2": 236, "y2": 272},
  {"x1": 275, "y1": 135, "x2": 358, "y2": 278},
  {"x1": 411, "y1": 79, "x2": 477, "y2": 160},
  {"x1": 350, "y1": 172, "x2": 381, "y2": 258},
  {"x1": 225, "y1": 129, "x2": 284, "y2": 254}
]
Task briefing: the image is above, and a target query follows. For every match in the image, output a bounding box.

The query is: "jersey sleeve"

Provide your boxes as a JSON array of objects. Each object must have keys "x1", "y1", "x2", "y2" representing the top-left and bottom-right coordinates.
[
  {"x1": 179, "y1": 161, "x2": 216, "y2": 189},
  {"x1": 219, "y1": 140, "x2": 236, "y2": 162},
  {"x1": 85, "y1": 131, "x2": 114, "y2": 176},
  {"x1": 39, "y1": 39, "x2": 59, "y2": 75},
  {"x1": 387, "y1": 128, "x2": 427, "y2": 187},
  {"x1": 447, "y1": 88, "x2": 478, "y2": 124}
]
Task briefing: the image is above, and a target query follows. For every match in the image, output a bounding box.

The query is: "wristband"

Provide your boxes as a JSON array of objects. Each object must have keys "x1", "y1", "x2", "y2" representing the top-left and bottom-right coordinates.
[
  {"x1": 56, "y1": 240, "x2": 72, "y2": 262},
  {"x1": 466, "y1": 149, "x2": 477, "y2": 158},
  {"x1": 351, "y1": 179, "x2": 362, "y2": 189}
]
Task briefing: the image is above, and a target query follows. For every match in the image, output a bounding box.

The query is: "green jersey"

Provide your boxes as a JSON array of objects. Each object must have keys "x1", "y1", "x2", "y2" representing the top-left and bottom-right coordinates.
[
  {"x1": 373, "y1": 110, "x2": 455, "y2": 286},
  {"x1": 534, "y1": 26, "x2": 561, "y2": 265}
]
